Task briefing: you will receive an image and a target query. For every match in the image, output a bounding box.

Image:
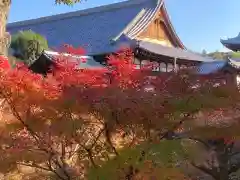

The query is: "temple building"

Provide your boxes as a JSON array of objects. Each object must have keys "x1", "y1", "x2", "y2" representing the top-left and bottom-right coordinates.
[
  {"x1": 7, "y1": 0, "x2": 212, "y2": 72},
  {"x1": 221, "y1": 33, "x2": 240, "y2": 52},
  {"x1": 196, "y1": 33, "x2": 240, "y2": 85},
  {"x1": 197, "y1": 58, "x2": 240, "y2": 86},
  {"x1": 198, "y1": 58, "x2": 240, "y2": 75}
]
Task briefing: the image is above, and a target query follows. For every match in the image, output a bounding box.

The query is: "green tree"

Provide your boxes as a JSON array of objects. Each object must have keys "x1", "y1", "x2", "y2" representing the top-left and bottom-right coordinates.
[
  {"x1": 208, "y1": 51, "x2": 229, "y2": 60},
  {"x1": 231, "y1": 52, "x2": 240, "y2": 59},
  {"x1": 0, "y1": 0, "x2": 83, "y2": 56},
  {"x1": 202, "y1": 49, "x2": 207, "y2": 56},
  {"x1": 10, "y1": 30, "x2": 49, "y2": 65}
]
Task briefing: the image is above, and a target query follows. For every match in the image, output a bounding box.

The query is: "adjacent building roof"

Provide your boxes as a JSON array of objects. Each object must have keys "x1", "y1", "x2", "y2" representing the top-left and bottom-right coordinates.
[
  {"x1": 7, "y1": 0, "x2": 184, "y2": 55},
  {"x1": 197, "y1": 60, "x2": 227, "y2": 75},
  {"x1": 221, "y1": 33, "x2": 240, "y2": 45},
  {"x1": 228, "y1": 58, "x2": 240, "y2": 69},
  {"x1": 137, "y1": 41, "x2": 213, "y2": 62},
  {"x1": 197, "y1": 58, "x2": 240, "y2": 75},
  {"x1": 221, "y1": 33, "x2": 240, "y2": 51}
]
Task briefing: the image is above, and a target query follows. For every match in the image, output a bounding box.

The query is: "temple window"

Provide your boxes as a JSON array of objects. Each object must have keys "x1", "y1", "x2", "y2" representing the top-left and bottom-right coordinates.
[
  {"x1": 152, "y1": 62, "x2": 160, "y2": 71},
  {"x1": 141, "y1": 60, "x2": 149, "y2": 65},
  {"x1": 140, "y1": 60, "x2": 152, "y2": 70},
  {"x1": 160, "y1": 62, "x2": 166, "y2": 72},
  {"x1": 141, "y1": 60, "x2": 149, "y2": 67},
  {"x1": 134, "y1": 57, "x2": 141, "y2": 65},
  {"x1": 167, "y1": 63, "x2": 174, "y2": 72},
  {"x1": 180, "y1": 65, "x2": 187, "y2": 69}
]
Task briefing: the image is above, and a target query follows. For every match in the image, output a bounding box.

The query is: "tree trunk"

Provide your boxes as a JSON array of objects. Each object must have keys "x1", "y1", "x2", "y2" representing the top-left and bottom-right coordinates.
[{"x1": 0, "y1": 0, "x2": 11, "y2": 56}]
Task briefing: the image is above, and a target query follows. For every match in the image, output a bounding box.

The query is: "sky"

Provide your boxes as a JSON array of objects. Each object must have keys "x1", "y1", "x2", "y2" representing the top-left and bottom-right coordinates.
[{"x1": 8, "y1": 0, "x2": 240, "y2": 53}]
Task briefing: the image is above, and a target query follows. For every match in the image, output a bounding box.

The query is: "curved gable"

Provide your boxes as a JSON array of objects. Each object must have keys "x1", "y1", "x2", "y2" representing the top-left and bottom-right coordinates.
[{"x1": 135, "y1": 2, "x2": 185, "y2": 49}]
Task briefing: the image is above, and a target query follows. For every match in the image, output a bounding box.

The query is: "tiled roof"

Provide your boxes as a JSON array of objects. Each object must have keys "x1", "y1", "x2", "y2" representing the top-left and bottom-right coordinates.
[
  {"x1": 197, "y1": 58, "x2": 240, "y2": 75},
  {"x1": 137, "y1": 41, "x2": 214, "y2": 62},
  {"x1": 228, "y1": 58, "x2": 240, "y2": 69},
  {"x1": 197, "y1": 60, "x2": 227, "y2": 75},
  {"x1": 7, "y1": 0, "x2": 165, "y2": 55},
  {"x1": 220, "y1": 33, "x2": 240, "y2": 45}
]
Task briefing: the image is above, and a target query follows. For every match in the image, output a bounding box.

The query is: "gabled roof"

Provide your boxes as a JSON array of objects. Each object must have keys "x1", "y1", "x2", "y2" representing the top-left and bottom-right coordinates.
[
  {"x1": 7, "y1": 0, "x2": 184, "y2": 55},
  {"x1": 221, "y1": 33, "x2": 240, "y2": 45},
  {"x1": 220, "y1": 33, "x2": 240, "y2": 51}
]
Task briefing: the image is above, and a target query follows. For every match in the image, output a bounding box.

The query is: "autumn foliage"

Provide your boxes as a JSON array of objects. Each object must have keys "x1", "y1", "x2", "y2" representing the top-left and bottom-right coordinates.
[{"x1": 0, "y1": 46, "x2": 239, "y2": 179}]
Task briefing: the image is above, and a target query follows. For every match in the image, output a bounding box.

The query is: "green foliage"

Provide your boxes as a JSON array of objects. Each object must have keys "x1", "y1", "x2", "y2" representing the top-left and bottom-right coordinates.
[
  {"x1": 207, "y1": 51, "x2": 229, "y2": 60},
  {"x1": 55, "y1": 0, "x2": 83, "y2": 5},
  {"x1": 231, "y1": 52, "x2": 240, "y2": 59},
  {"x1": 10, "y1": 30, "x2": 48, "y2": 64},
  {"x1": 207, "y1": 51, "x2": 240, "y2": 60},
  {"x1": 201, "y1": 49, "x2": 207, "y2": 56},
  {"x1": 87, "y1": 140, "x2": 185, "y2": 180}
]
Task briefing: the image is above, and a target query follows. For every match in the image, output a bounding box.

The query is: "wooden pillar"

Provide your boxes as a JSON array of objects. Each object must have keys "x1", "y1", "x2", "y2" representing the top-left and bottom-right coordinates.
[
  {"x1": 173, "y1": 57, "x2": 177, "y2": 72},
  {"x1": 236, "y1": 74, "x2": 240, "y2": 87}
]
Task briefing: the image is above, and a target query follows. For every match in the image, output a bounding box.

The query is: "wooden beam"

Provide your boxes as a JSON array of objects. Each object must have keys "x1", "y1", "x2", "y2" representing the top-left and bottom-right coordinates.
[{"x1": 173, "y1": 57, "x2": 177, "y2": 72}]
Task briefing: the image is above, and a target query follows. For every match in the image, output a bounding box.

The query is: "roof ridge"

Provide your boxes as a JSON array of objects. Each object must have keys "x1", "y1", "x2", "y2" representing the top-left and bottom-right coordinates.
[
  {"x1": 8, "y1": 0, "x2": 149, "y2": 28},
  {"x1": 111, "y1": 8, "x2": 147, "y2": 42}
]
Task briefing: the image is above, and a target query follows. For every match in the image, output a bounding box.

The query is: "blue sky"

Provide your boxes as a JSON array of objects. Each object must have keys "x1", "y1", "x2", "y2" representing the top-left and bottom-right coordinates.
[{"x1": 8, "y1": 0, "x2": 240, "y2": 53}]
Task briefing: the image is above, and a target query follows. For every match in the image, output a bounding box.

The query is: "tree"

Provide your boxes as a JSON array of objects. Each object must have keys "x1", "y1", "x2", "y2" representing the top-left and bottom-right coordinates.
[
  {"x1": 202, "y1": 49, "x2": 207, "y2": 56},
  {"x1": 208, "y1": 51, "x2": 229, "y2": 60},
  {"x1": 0, "y1": 0, "x2": 11, "y2": 55},
  {"x1": 0, "y1": 46, "x2": 239, "y2": 179},
  {"x1": 10, "y1": 30, "x2": 49, "y2": 64},
  {"x1": 231, "y1": 52, "x2": 240, "y2": 59},
  {"x1": 0, "y1": 0, "x2": 83, "y2": 56}
]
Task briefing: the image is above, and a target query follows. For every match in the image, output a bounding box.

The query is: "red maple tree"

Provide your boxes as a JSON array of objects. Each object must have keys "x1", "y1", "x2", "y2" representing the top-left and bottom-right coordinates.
[{"x1": 0, "y1": 47, "x2": 239, "y2": 180}]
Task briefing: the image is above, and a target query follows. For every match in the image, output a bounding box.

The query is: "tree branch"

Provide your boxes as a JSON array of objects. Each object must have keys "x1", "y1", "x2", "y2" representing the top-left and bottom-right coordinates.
[
  {"x1": 46, "y1": 157, "x2": 68, "y2": 180},
  {"x1": 191, "y1": 161, "x2": 219, "y2": 180},
  {"x1": 183, "y1": 137, "x2": 211, "y2": 150},
  {"x1": 17, "y1": 162, "x2": 51, "y2": 172},
  {"x1": 89, "y1": 127, "x2": 105, "y2": 149}
]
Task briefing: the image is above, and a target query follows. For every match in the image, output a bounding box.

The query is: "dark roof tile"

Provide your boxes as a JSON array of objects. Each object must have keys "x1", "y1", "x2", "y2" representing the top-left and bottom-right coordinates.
[{"x1": 7, "y1": 0, "x2": 161, "y2": 55}]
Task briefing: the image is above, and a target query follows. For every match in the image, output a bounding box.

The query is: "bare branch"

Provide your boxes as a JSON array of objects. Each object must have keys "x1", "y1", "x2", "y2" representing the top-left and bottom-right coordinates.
[
  {"x1": 183, "y1": 137, "x2": 211, "y2": 150},
  {"x1": 89, "y1": 127, "x2": 105, "y2": 149},
  {"x1": 17, "y1": 162, "x2": 51, "y2": 172},
  {"x1": 191, "y1": 161, "x2": 219, "y2": 180}
]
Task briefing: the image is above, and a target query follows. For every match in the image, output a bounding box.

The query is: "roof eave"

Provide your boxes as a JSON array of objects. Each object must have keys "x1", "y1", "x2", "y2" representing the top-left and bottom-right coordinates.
[{"x1": 220, "y1": 39, "x2": 240, "y2": 52}]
